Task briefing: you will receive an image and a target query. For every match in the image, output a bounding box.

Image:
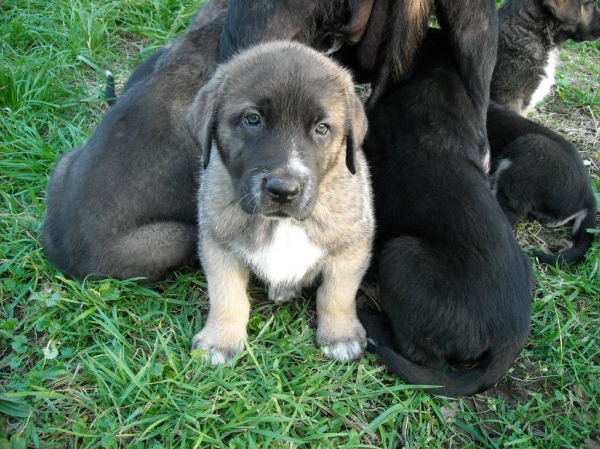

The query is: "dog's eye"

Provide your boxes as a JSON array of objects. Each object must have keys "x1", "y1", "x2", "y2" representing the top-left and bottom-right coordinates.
[
  {"x1": 315, "y1": 123, "x2": 329, "y2": 135},
  {"x1": 244, "y1": 114, "x2": 261, "y2": 126}
]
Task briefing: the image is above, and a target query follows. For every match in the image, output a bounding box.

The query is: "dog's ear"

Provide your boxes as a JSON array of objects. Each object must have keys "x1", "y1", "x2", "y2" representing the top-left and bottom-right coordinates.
[
  {"x1": 342, "y1": 0, "x2": 375, "y2": 44},
  {"x1": 542, "y1": 0, "x2": 581, "y2": 25},
  {"x1": 345, "y1": 92, "x2": 368, "y2": 175},
  {"x1": 187, "y1": 70, "x2": 224, "y2": 169}
]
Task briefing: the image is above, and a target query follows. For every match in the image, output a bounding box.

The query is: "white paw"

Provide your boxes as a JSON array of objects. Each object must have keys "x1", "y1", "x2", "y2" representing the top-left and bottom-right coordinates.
[
  {"x1": 191, "y1": 331, "x2": 245, "y2": 365},
  {"x1": 320, "y1": 339, "x2": 366, "y2": 362}
]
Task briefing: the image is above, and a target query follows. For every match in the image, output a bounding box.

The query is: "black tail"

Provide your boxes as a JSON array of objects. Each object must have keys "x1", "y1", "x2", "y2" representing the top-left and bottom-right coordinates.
[
  {"x1": 534, "y1": 206, "x2": 597, "y2": 267},
  {"x1": 359, "y1": 308, "x2": 521, "y2": 397},
  {"x1": 105, "y1": 70, "x2": 117, "y2": 106}
]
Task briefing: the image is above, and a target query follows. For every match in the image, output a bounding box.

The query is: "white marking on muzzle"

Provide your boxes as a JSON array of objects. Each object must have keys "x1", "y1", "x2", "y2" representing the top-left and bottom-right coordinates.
[{"x1": 287, "y1": 138, "x2": 311, "y2": 177}]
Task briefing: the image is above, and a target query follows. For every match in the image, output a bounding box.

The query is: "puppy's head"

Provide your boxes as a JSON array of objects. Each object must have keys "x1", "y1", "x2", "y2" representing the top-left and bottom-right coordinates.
[
  {"x1": 543, "y1": 0, "x2": 600, "y2": 41},
  {"x1": 218, "y1": 1, "x2": 375, "y2": 62},
  {"x1": 188, "y1": 41, "x2": 367, "y2": 220}
]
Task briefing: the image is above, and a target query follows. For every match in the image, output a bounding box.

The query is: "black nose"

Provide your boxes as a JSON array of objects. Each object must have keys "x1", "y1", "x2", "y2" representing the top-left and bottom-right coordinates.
[{"x1": 264, "y1": 176, "x2": 301, "y2": 204}]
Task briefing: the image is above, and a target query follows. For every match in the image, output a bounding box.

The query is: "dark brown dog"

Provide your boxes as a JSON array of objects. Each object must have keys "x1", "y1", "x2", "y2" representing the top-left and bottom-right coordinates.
[
  {"x1": 492, "y1": 0, "x2": 600, "y2": 115},
  {"x1": 42, "y1": 11, "x2": 226, "y2": 283},
  {"x1": 487, "y1": 101, "x2": 597, "y2": 265},
  {"x1": 358, "y1": 29, "x2": 533, "y2": 397},
  {"x1": 218, "y1": 0, "x2": 498, "y2": 162}
]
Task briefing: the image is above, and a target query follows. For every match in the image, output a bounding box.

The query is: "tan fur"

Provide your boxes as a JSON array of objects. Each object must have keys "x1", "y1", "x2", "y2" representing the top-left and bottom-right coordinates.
[
  {"x1": 188, "y1": 41, "x2": 374, "y2": 364},
  {"x1": 543, "y1": 0, "x2": 581, "y2": 24}
]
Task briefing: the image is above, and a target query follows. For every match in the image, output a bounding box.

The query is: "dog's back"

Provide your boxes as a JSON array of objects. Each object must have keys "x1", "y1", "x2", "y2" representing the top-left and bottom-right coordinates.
[
  {"x1": 487, "y1": 102, "x2": 597, "y2": 265},
  {"x1": 360, "y1": 29, "x2": 533, "y2": 397}
]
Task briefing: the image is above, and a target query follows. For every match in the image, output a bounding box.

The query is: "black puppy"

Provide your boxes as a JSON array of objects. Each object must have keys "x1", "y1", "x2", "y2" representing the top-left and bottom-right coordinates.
[
  {"x1": 492, "y1": 0, "x2": 600, "y2": 115},
  {"x1": 487, "y1": 102, "x2": 597, "y2": 266},
  {"x1": 219, "y1": 0, "x2": 498, "y2": 161},
  {"x1": 42, "y1": 12, "x2": 226, "y2": 283},
  {"x1": 358, "y1": 29, "x2": 533, "y2": 397}
]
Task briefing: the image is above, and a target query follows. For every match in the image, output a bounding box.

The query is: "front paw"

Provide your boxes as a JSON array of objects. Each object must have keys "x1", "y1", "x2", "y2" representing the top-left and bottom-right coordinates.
[
  {"x1": 191, "y1": 328, "x2": 246, "y2": 365},
  {"x1": 317, "y1": 320, "x2": 366, "y2": 362}
]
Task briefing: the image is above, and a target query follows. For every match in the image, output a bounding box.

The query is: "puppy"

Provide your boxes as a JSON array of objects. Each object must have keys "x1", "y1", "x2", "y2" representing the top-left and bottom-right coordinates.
[
  {"x1": 487, "y1": 101, "x2": 597, "y2": 265},
  {"x1": 42, "y1": 12, "x2": 226, "y2": 283},
  {"x1": 188, "y1": 41, "x2": 374, "y2": 364},
  {"x1": 219, "y1": 0, "x2": 498, "y2": 162},
  {"x1": 491, "y1": 0, "x2": 600, "y2": 115},
  {"x1": 358, "y1": 29, "x2": 533, "y2": 397}
]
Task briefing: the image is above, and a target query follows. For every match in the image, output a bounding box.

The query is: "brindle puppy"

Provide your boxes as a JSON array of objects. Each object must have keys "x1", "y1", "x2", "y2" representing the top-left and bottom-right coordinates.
[
  {"x1": 492, "y1": 0, "x2": 600, "y2": 115},
  {"x1": 187, "y1": 41, "x2": 374, "y2": 364}
]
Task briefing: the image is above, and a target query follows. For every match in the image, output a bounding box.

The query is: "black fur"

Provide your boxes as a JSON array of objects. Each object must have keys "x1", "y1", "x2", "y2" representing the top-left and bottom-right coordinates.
[
  {"x1": 487, "y1": 102, "x2": 597, "y2": 266},
  {"x1": 219, "y1": 0, "x2": 498, "y2": 160},
  {"x1": 359, "y1": 29, "x2": 533, "y2": 397}
]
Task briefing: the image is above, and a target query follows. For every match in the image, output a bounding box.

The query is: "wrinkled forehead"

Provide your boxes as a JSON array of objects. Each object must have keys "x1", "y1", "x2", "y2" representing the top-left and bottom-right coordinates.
[{"x1": 219, "y1": 49, "x2": 350, "y2": 126}]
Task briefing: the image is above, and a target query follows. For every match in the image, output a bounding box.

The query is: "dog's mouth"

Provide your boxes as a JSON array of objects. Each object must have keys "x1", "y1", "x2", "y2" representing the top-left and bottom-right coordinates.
[{"x1": 263, "y1": 210, "x2": 291, "y2": 219}]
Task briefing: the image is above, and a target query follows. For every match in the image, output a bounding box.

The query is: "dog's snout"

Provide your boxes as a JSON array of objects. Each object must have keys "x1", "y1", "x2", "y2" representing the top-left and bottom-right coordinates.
[{"x1": 264, "y1": 176, "x2": 302, "y2": 204}]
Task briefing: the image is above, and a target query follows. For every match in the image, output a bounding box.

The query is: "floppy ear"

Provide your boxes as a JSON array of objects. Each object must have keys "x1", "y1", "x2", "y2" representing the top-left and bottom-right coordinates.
[
  {"x1": 542, "y1": 0, "x2": 581, "y2": 25},
  {"x1": 187, "y1": 70, "x2": 224, "y2": 169},
  {"x1": 341, "y1": 0, "x2": 375, "y2": 44},
  {"x1": 345, "y1": 92, "x2": 368, "y2": 175}
]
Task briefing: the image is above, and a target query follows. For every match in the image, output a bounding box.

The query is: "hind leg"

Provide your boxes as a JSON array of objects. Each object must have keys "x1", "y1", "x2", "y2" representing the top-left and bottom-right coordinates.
[
  {"x1": 267, "y1": 283, "x2": 303, "y2": 304},
  {"x1": 377, "y1": 237, "x2": 458, "y2": 370},
  {"x1": 101, "y1": 221, "x2": 198, "y2": 283}
]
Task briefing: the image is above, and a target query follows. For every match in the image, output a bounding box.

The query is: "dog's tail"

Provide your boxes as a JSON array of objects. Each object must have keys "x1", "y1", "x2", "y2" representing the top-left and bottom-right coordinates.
[
  {"x1": 533, "y1": 205, "x2": 597, "y2": 267},
  {"x1": 358, "y1": 308, "x2": 521, "y2": 397},
  {"x1": 105, "y1": 70, "x2": 117, "y2": 106}
]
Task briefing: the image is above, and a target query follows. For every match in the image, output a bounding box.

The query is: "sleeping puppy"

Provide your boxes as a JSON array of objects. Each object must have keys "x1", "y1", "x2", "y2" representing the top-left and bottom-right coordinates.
[
  {"x1": 358, "y1": 29, "x2": 533, "y2": 397},
  {"x1": 106, "y1": 0, "x2": 228, "y2": 106},
  {"x1": 491, "y1": 0, "x2": 600, "y2": 115},
  {"x1": 188, "y1": 41, "x2": 374, "y2": 364},
  {"x1": 487, "y1": 101, "x2": 597, "y2": 266},
  {"x1": 42, "y1": 12, "x2": 226, "y2": 283},
  {"x1": 219, "y1": 0, "x2": 498, "y2": 163}
]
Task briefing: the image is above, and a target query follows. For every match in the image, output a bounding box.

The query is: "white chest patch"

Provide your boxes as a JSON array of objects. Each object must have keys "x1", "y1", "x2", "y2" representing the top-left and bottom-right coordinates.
[
  {"x1": 524, "y1": 48, "x2": 559, "y2": 115},
  {"x1": 242, "y1": 221, "x2": 324, "y2": 285}
]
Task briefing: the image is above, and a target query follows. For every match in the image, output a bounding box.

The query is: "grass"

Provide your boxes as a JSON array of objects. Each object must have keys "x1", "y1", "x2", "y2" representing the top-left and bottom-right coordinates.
[{"x1": 1, "y1": 0, "x2": 599, "y2": 447}]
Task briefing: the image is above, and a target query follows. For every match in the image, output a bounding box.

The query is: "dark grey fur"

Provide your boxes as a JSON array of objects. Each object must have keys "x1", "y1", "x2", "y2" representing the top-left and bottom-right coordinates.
[
  {"x1": 42, "y1": 12, "x2": 226, "y2": 283},
  {"x1": 106, "y1": 0, "x2": 228, "y2": 105}
]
